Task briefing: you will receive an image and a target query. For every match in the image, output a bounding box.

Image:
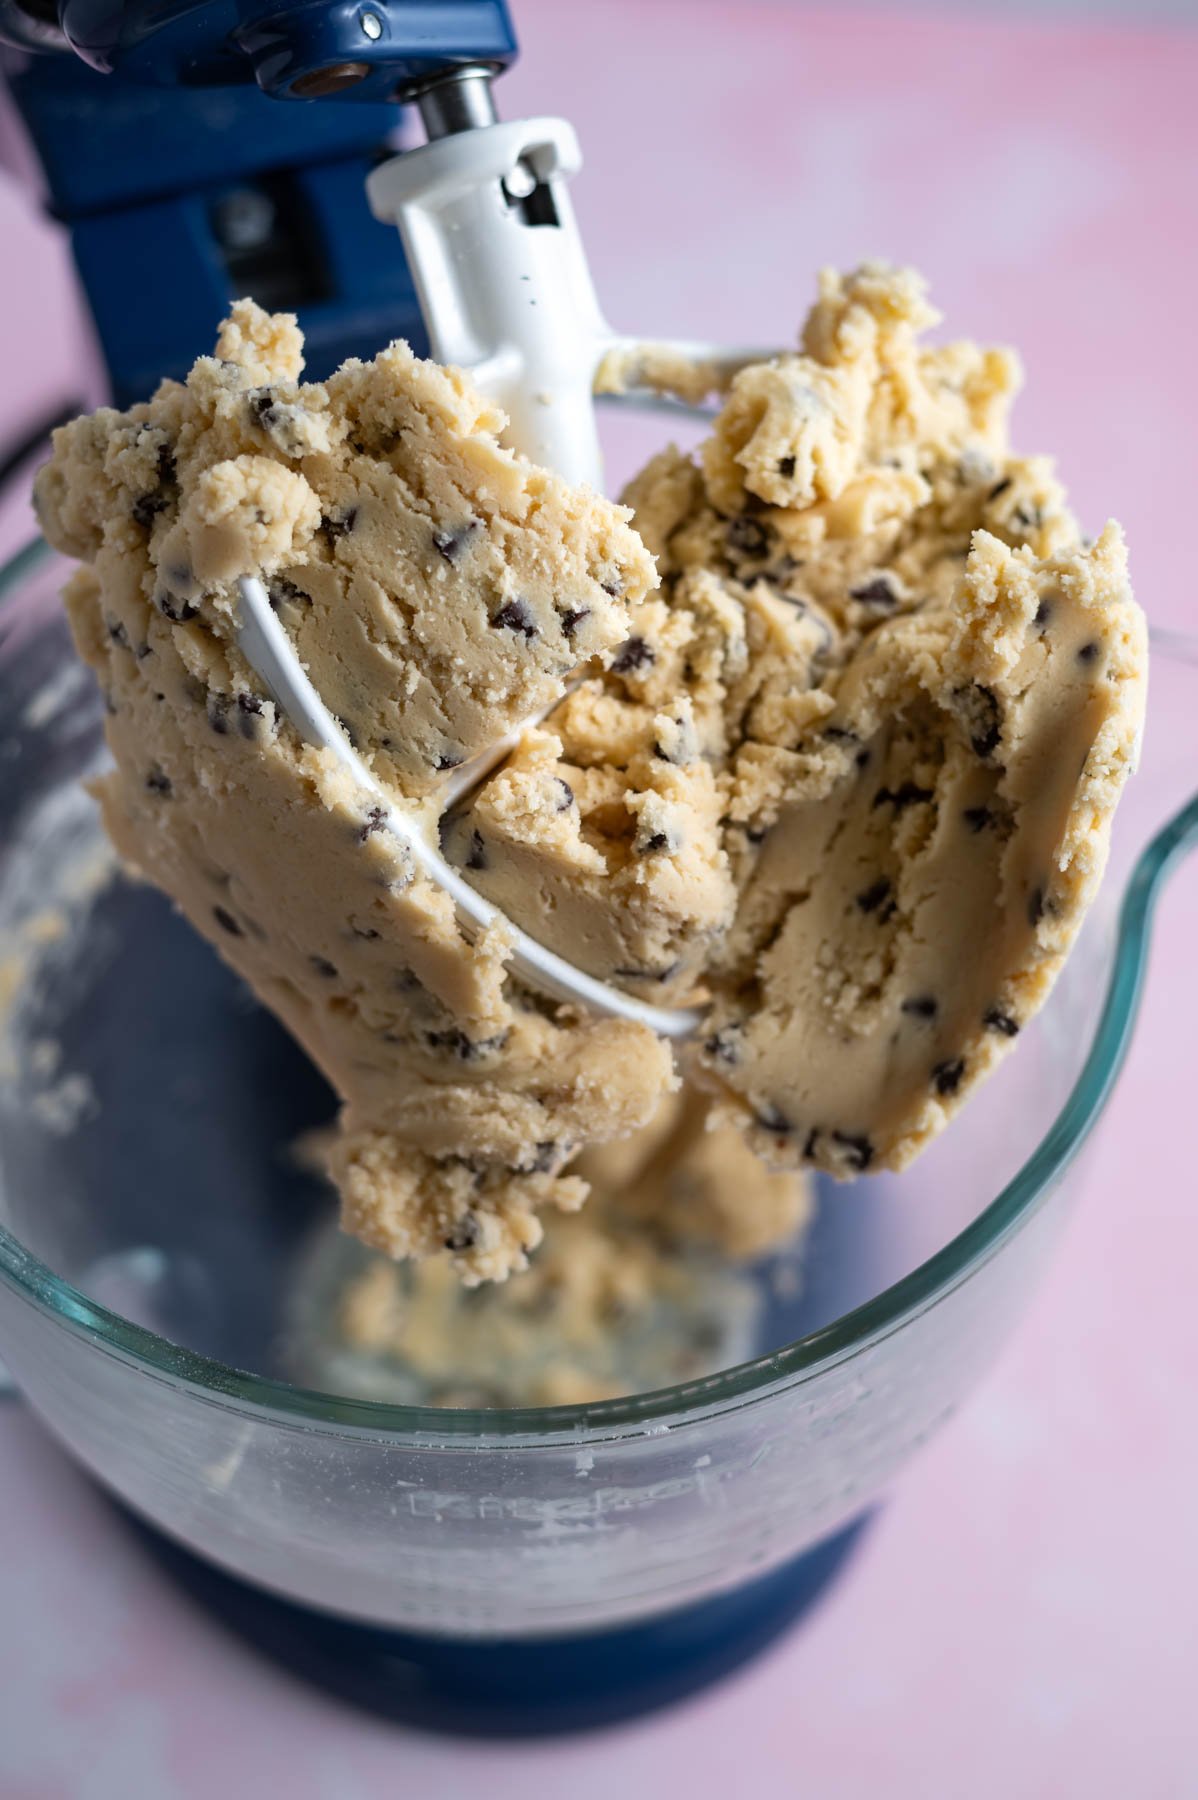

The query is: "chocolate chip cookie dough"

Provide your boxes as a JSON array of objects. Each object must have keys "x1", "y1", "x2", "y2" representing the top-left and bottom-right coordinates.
[
  {"x1": 334, "y1": 1089, "x2": 813, "y2": 1407},
  {"x1": 34, "y1": 301, "x2": 672, "y2": 1284},
  {"x1": 35, "y1": 264, "x2": 1147, "y2": 1282},
  {"x1": 518, "y1": 262, "x2": 1147, "y2": 1178}
]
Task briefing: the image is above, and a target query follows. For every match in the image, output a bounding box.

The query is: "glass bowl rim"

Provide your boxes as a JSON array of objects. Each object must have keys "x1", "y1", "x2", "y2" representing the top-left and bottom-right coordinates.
[{"x1": 0, "y1": 536, "x2": 1192, "y2": 1443}]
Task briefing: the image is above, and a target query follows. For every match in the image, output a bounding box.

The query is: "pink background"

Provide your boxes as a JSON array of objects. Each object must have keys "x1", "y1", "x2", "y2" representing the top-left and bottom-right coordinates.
[{"x1": 2, "y1": 3, "x2": 1196, "y2": 1795}]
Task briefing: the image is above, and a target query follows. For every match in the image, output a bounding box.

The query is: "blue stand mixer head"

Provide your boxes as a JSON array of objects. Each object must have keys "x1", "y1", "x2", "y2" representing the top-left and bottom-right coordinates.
[
  {"x1": 0, "y1": 0, "x2": 518, "y2": 404},
  {"x1": 46, "y1": 0, "x2": 518, "y2": 100}
]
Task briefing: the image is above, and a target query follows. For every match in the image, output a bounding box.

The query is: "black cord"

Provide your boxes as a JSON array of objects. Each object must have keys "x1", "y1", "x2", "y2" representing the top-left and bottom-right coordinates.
[{"x1": 0, "y1": 398, "x2": 84, "y2": 494}]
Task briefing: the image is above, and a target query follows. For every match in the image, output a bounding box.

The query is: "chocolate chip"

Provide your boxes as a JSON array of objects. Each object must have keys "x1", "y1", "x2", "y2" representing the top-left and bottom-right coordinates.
[
  {"x1": 987, "y1": 476, "x2": 1013, "y2": 501},
  {"x1": 267, "y1": 576, "x2": 310, "y2": 611},
  {"x1": 600, "y1": 575, "x2": 625, "y2": 597},
  {"x1": 358, "y1": 806, "x2": 388, "y2": 842},
  {"x1": 212, "y1": 905, "x2": 242, "y2": 936},
  {"x1": 425, "y1": 1028, "x2": 508, "y2": 1061},
  {"x1": 641, "y1": 832, "x2": 669, "y2": 853},
  {"x1": 984, "y1": 1007, "x2": 1020, "y2": 1037},
  {"x1": 755, "y1": 1103, "x2": 792, "y2": 1135},
  {"x1": 726, "y1": 515, "x2": 771, "y2": 559},
  {"x1": 558, "y1": 606, "x2": 591, "y2": 642},
  {"x1": 704, "y1": 1025, "x2": 743, "y2": 1066},
  {"x1": 954, "y1": 682, "x2": 1002, "y2": 758},
  {"x1": 1028, "y1": 885, "x2": 1046, "y2": 927},
  {"x1": 145, "y1": 768, "x2": 172, "y2": 796},
  {"x1": 610, "y1": 634, "x2": 654, "y2": 674},
  {"x1": 1033, "y1": 597, "x2": 1053, "y2": 628},
  {"x1": 352, "y1": 924, "x2": 381, "y2": 940},
  {"x1": 135, "y1": 643, "x2": 152, "y2": 660},
  {"x1": 555, "y1": 779, "x2": 575, "y2": 811},
  {"x1": 131, "y1": 491, "x2": 168, "y2": 530},
  {"x1": 443, "y1": 1214, "x2": 480, "y2": 1253},
  {"x1": 440, "y1": 1209, "x2": 478, "y2": 1252},
  {"x1": 933, "y1": 1058, "x2": 966, "y2": 1096},
  {"x1": 106, "y1": 618, "x2": 129, "y2": 648},
  {"x1": 491, "y1": 598, "x2": 538, "y2": 638},
  {"x1": 756, "y1": 907, "x2": 795, "y2": 957},
  {"x1": 1013, "y1": 503, "x2": 1043, "y2": 531},
  {"x1": 434, "y1": 751, "x2": 462, "y2": 771},
  {"x1": 823, "y1": 726, "x2": 859, "y2": 745},
  {"x1": 802, "y1": 1127, "x2": 820, "y2": 1160},
  {"x1": 319, "y1": 508, "x2": 357, "y2": 545},
  {"x1": 522, "y1": 1141, "x2": 560, "y2": 1174},
  {"x1": 309, "y1": 956, "x2": 338, "y2": 979},
  {"x1": 432, "y1": 518, "x2": 482, "y2": 563},
  {"x1": 856, "y1": 877, "x2": 893, "y2": 915},
  {"x1": 1077, "y1": 640, "x2": 1102, "y2": 665},
  {"x1": 902, "y1": 996, "x2": 938, "y2": 1020},
  {"x1": 777, "y1": 455, "x2": 797, "y2": 479},
  {"x1": 248, "y1": 389, "x2": 281, "y2": 432},
  {"x1": 207, "y1": 695, "x2": 231, "y2": 735},
  {"x1": 832, "y1": 1131, "x2": 873, "y2": 1172},
  {"x1": 849, "y1": 575, "x2": 899, "y2": 609},
  {"x1": 465, "y1": 830, "x2": 487, "y2": 871},
  {"x1": 613, "y1": 961, "x2": 681, "y2": 984},
  {"x1": 236, "y1": 691, "x2": 264, "y2": 738},
  {"x1": 874, "y1": 782, "x2": 934, "y2": 811},
  {"x1": 653, "y1": 723, "x2": 690, "y2": 764},
  {"x1": 153, "y1": 590, "x2": 197, "y2": 623},
  {"x1": 963, "y1": 805, "x2": 992, "y2": 833}
]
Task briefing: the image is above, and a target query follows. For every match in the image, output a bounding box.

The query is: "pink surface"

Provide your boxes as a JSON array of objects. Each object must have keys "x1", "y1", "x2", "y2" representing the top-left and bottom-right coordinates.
[{"x1": 1, "y1": 3, "x2": 1196, "y2": 1796}]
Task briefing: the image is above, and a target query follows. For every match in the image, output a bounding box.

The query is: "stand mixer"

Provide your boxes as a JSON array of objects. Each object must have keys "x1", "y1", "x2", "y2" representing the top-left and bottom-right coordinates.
[{"x1": 1, "y1": 0, "x2": 1196, "y2": 1738}]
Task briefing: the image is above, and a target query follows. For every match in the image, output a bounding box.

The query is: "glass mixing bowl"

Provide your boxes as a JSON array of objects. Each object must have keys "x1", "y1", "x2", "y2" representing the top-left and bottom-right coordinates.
[{"x1": 0, "y1": 536, "x2": 1194, "y2": 1719}]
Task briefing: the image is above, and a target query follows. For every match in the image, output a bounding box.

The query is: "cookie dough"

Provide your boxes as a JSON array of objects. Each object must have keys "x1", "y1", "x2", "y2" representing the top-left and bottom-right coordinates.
[
  {"x1": 699, "y1": 522, "x2": 1144, "y2": 1175},
  {"x1": 35, "y1": 264, "x2": 1147, "y2": 1280},
  {"x1": 573, "y1": 1085, "x2": 811, "y2": 1261},
  {"x1": 473, "y1": 263, "x2": 1146, "y2": 1176},
  {"x1": 335, "y1": 1089, "x2": 813, "y2": 1407},
  {"x1": 35, "y1": 302, "x2": 673, "y2": 1283}
]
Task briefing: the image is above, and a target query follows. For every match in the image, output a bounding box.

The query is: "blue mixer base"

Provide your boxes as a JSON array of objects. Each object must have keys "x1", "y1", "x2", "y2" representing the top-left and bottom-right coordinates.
[{"x1": 116, "y1": 1506, "x2": 873, "y2": 1736}]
